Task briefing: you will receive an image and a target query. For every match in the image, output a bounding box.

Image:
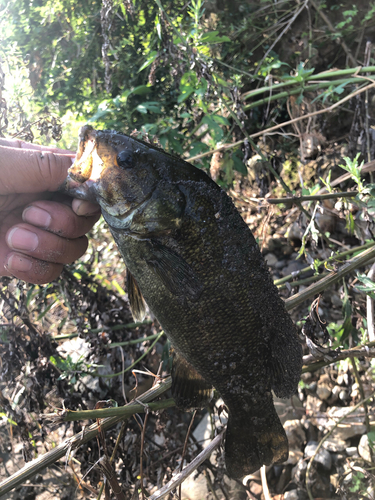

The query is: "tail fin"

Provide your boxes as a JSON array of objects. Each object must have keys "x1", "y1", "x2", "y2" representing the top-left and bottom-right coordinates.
[{"x1": 225, "y1": 404, "x2": 288, "y2": 479}]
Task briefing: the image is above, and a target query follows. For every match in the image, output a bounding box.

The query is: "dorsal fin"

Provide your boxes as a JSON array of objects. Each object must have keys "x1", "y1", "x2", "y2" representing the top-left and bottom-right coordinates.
[
  {"x1": 171, "y1": 348, "x2": 213, "y2": 410},
  {"x1": 126, "y1": 270, "x2": 147, "y2": 322}
]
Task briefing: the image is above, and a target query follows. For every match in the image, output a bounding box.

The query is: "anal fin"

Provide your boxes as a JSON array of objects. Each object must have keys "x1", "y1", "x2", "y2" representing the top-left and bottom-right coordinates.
[
  {"x1": 171, "y1": 349, "x2": 213, "y2": 410},
  {"x1": 126, "y1": 270, "x2": 147, "y2": 322}
]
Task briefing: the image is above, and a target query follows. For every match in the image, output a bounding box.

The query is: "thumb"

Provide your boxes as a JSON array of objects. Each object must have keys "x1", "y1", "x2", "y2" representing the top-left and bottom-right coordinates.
[{"x1": 0, "y1": 141, "x2": 75, "y2": 195}]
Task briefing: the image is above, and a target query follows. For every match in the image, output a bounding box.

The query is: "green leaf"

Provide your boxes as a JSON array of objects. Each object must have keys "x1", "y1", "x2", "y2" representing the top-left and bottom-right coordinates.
[
  {"x1": 88, "y1": 108, "x2": 111, "y2": 123},
  {"x1": 188, "y1": 142, "x2": 210, "y2": 157},
  {"x1": 138, "y1": 51, "x2": 158, "y2": 72},
  {"x1": 211, "y1": 114, "x2": 230, "y2": 126},
  {"x1": 135, "y1": 101, "x2": 162, "y2": 114},
  {"x1": 131, "y1": 85, "x2": 152, "y2": 95},
  {"x1": 199, "y1": 31, "x2": 230, "y2": 44},
  {"x1": 37, "y1": 300, "x2": 57, "y2": 321},
  {"x1": 178, "y1": 86, "x2": 195, "y2": 103},
  {"x1": 232, "y1": 153, "x2": 247, "y2": 175}
]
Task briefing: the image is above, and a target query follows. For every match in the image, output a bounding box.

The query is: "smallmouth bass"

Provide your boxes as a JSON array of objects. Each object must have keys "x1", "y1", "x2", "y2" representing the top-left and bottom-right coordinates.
[{"x1": 63, "y1": 125, "x2": 302, "y2": 478}]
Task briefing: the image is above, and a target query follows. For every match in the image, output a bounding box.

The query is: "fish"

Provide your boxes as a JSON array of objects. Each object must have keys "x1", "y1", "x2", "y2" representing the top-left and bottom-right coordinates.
[{"x1": 62, "y1": 125, "x2": 302, "y2": 479}]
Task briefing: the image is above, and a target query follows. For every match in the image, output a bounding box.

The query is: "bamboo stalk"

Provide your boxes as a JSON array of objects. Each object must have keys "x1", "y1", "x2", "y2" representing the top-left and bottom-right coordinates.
[
  {"x1": 0, "y1": 377, "x2": 172, "y2": 498},
  {"x1": 244, "y1": 77, "x2": 365, "y2": 111},
  {"x1": 241, "y1": 66, "x2": 375, "y2": 101},
  {"x1": 48, "y1": 398, "x2": 175, "y2": 423}
]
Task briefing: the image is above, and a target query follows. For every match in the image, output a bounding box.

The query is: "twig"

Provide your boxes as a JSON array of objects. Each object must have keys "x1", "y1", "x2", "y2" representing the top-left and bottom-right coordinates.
[
  {"x1": 278, "y1": 272, "x2": 329, "y2": 291},
  {"x1": 110, "y1": 332, "x2": 159, "y2": 348},
  {"x1": 302, "y1": 341, "x2": 375, "y2": 373},
  {"x1": 97, "y1": 420, "x2": 128, "y2": 500},
  {"x1": 179, "y1": 410, "x2": 197, "y2": 500},
  {"x1": 244, "y1": 78, "x2": 366, "y2": 112},
  {"x1": 0, "y1": 377, "x2": 172, "y2": 497},
  {"x1": 351, "y1": 358, "x2": 371, "y2": 434},
  {"x1": 96, "y1": 456, "x2": 126, "y2": 500},
  {"x1": 305, "y1": 390, "x2": 375, "y2": 500},
  {"x1": 266, "y1": 190, "x2": 359, "y2": 205},
  {"x1": 140, "y1": 409, "x2": 149, "y2": 500},
  {"x1": 285, "y1": 245, "x2": 375, "y2": 311},
  {"x1": 149, "y1": 430, "x2": 225, "y2": 500},
  {"x1": 367, "y1": 263, "x2": 375, "y2": 341}
]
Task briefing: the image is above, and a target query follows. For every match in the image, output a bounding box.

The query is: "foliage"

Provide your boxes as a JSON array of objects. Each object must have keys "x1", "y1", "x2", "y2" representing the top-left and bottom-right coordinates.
[{"x1": 2, "y1": 0, "x2": 375, "y2": 171}]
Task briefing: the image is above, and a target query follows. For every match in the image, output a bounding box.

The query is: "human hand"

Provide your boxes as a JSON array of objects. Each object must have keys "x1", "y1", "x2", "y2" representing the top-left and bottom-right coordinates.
[{"x1": 0, "y1": 138, "x2": 101, "y2": 284}]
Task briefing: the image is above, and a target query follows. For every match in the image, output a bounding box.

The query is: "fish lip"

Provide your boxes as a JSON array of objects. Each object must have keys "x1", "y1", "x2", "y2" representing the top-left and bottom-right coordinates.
[{"x1": 60, "y1": 175, "x2": 99, "y2": 203}]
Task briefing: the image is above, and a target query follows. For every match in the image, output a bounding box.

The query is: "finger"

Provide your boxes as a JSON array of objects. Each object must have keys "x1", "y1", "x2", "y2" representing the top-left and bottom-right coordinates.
[
  {"x1": 0, "y1": 145, "x2": 74, "y2": 195},
  {"x1": 22, "y1": 200, "x2": 101, "y2": 239},
  {"x1": 0, "y1": 138, "x2": 74, "y2": 154},
  {"x1": 4, "y1": 253, "x2": 64, "y2": 285},
  {"x1": 5, "y1": 223, "x2": 89, "y2": 265},
  {"x1": 72, "y1": 199, "x2": 102, "y2": 217}
]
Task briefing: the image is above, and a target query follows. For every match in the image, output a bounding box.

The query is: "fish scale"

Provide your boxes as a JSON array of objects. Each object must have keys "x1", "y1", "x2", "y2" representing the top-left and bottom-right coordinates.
[{"x1": 62, "y1": 125, "x2": 302, "y2": 479}]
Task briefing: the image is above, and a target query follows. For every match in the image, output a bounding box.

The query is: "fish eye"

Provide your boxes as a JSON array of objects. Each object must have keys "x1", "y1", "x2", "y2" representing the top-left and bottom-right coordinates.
[{"x1": 117, "y1": 150, "x2": 133, "y2": 169}]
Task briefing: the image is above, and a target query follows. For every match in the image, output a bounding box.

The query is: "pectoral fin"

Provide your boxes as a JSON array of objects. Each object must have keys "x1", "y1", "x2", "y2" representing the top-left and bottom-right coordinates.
[
  {"x1": 146, "y1": 242, "x2": 203, "y2": 301},
  {"x1": 126, "y1": 270, "x2": 147, "y2": 322},
  {"x1": 171, "y1": 349, "x2": 213, "y2": 410}
]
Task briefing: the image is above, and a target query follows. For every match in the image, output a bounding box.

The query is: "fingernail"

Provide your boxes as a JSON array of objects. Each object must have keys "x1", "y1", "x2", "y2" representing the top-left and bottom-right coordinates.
[
  {"x1": 73, "y1": 199, "x2": 101, "y2": 216},
  {"x1": 7, "y1": 227, "x2": 39, "y2": 251},
  {"x1": 6, "y1": 254, "x2": 33, "y2": 272},
  {"x1": 23, "y1": 206, "x2": 52, "y2": 229}
]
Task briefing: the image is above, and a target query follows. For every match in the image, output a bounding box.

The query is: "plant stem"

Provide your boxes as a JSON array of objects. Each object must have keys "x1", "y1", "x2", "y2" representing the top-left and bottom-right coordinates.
[{"x1": 267, "y1": 190, "x2": 359, "y2": 205}]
